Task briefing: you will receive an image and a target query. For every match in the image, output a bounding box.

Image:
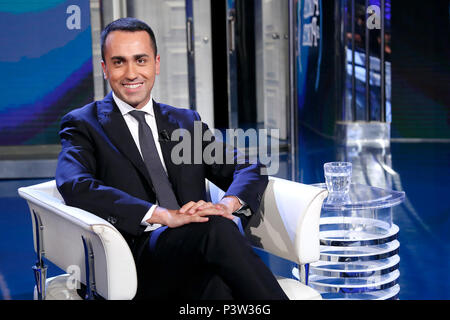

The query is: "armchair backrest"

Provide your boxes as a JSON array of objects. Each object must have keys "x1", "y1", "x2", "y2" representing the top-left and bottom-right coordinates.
[
  {"x1": 18, "y1": 180, "x2": 137, "y2": 300},
  {"x1": 207, "y1": 177, "x2": 328, "y2": 265}
]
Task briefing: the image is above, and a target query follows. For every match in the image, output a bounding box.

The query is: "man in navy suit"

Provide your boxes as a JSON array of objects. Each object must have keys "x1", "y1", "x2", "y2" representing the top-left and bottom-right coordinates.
[{"x1": 56, "y1": 17, "x2": 287, "y2": 300}]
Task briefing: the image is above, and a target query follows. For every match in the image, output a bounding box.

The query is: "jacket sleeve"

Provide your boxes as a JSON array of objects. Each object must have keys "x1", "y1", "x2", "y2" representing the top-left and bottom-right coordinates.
[{"x1": 55, "y1": 112, "x2": 151, "y2": 237}]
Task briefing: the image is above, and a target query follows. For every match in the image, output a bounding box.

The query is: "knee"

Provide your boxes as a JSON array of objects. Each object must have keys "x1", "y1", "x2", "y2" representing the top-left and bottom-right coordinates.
[
  {"x1": 206, "y1": 216, "x2": 239, "y2": 234},
  {"x1": 203, "y1": 216, "x2": 243, "y2": 245}
]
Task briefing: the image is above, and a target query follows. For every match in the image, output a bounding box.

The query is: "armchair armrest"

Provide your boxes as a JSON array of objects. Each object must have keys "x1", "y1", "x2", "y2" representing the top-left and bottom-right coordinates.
[
  {"x1": 246, "y1": 177, "x2": 327, "y2": 265},
  {"x1": 18, "y1": 180, "x2": 137, "y2": 300},
  {"x1": 207, "y1": 177, "x2": 328, "y2": 265}
]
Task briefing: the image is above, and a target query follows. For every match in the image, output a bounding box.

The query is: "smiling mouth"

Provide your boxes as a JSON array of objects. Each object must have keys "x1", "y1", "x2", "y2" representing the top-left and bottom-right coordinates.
[{"x1": 123, "y1": 82, "x2": 143, "y2": 89}]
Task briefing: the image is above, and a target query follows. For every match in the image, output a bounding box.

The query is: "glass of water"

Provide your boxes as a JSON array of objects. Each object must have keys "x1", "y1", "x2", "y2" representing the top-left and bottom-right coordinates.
[{"x1": 324, "y1": 162, "x2": 352, "y2": 195}]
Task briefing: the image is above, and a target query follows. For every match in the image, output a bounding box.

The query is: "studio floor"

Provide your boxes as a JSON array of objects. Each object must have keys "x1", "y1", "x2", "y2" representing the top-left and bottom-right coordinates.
[{"x1": 0, "y1": 126, "x2": 448, "y2": 300}]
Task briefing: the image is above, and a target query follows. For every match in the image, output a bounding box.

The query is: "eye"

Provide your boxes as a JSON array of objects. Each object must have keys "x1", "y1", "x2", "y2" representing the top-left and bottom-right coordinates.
[
  {"x1": 137, "y1": 58, "x2": 147, "y2": 64},
  {"x1": 113, "y1": 59, "x2": 123, "y2": 66}
]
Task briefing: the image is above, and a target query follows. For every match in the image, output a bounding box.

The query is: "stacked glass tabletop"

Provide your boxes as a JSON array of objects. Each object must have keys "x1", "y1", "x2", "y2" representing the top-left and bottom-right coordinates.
[{"x1": 309, "y1": 183, "x2": 405, "y2": 300}]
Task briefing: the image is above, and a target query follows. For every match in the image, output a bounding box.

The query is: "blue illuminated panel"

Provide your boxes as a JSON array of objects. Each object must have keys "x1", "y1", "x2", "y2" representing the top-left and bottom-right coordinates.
[{"x1": 0, "y1": 0, "x2": 94, "y2": 145}]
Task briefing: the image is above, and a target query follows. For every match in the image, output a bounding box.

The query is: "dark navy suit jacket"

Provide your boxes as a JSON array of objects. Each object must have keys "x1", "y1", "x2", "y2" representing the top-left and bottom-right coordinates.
[{"x1": 55, "y1": 92, "x2": 268, "y2": 256}]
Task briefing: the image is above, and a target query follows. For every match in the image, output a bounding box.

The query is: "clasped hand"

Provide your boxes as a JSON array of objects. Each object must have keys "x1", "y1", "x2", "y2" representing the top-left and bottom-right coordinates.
[{"x1": 150, "y1": 196, "x2": 241, "y2": 228}]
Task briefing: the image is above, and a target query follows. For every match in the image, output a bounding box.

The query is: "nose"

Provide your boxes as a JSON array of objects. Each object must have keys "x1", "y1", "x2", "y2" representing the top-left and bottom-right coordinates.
[{"x1": 125, "y1": 63, "x2": 138, "y2": 80}]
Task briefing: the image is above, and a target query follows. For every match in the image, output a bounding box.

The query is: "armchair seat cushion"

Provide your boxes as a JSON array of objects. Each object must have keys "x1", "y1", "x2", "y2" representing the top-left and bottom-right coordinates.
[{"x1": 276, "y1": 277, "x2": 322, "y2": 300}]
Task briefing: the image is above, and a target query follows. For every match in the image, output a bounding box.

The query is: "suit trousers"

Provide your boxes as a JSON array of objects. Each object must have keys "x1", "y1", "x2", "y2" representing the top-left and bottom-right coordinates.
[{"x1": 134, "y1": 216, "x2": 288, "y2": 300}]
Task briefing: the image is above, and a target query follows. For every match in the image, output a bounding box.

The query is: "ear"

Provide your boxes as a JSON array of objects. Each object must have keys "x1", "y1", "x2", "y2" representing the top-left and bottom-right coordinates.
[
  {"x1": 155, "y1": 54, "x2": 161, "y2": 76},
  {"x1": 101, "y1": 60, "x2": 108, "y2": 80}
]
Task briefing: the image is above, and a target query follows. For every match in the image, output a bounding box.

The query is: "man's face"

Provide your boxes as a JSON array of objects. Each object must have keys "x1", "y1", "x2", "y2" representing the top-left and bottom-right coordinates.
[{"x1": 101, "y1": 30, "x2": 160, "y2": 109}]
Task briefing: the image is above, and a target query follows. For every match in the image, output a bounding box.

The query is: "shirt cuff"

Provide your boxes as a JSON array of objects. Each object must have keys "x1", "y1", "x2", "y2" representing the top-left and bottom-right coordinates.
[
  {"x1": 224, "y1": 196, "x2": 251, "y2": 216},
  {"x1": 236, "y1": 197, "x2": 246, "y2": 210},
  {"x1": 141, "y1": 205, "x2": 162, "y2": 232}
]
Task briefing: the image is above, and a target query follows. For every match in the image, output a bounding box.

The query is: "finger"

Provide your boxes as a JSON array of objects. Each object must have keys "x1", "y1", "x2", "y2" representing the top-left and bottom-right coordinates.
[
  {"x1": 194, "y1": 207, "x2": 235, "y2": 220},
  {"x1": 215, "y1": 203, "x2": 233, "y2": 215},
  {"x1": 185, "y1": 215, "x2": 209, "y2": 224},
  {"x1": 194, "y1": 216, "x2": 209, "y2": 223},
  {"x1": 179, "y1": 201, "x2": 196, "y2": 214},
  {"x1": 187, "y1": 200, "x2": 208, "y2": 214},
  {"x1": 213, "y1": 204, "x2": 236, "y2": 220},
  {"x1": 206, "y1": 210, "x2": 235, "y2": 221},
  {"x1": 194, "y1": 206, "x2": 223, "y2": 216},
  {"x1": 195, "y1": 202, "x2": 215, "y2": 212}
]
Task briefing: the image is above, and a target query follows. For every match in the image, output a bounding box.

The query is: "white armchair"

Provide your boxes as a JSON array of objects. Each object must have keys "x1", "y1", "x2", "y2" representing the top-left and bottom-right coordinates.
[
  {"x1": 18, "y1": 180, "x2": 137, "y2": 300},
  {"x1": 18, "y1": 177, "x2": 327, "y2": 300}
]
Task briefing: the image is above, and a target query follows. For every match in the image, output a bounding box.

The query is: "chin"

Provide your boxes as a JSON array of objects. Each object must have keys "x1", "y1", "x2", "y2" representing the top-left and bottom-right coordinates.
[
  {"x1": 123, "y1": 97, "x2": 144, "y2": 108},
  {"x1": 128, "y1": 95, "x2": 149, "y2": 107}
]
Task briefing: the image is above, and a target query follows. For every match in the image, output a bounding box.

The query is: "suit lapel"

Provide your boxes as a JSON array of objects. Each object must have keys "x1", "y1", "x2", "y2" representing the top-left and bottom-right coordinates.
[{"x1": 97, "y1": 93, "x2": 154, "y2": 187}]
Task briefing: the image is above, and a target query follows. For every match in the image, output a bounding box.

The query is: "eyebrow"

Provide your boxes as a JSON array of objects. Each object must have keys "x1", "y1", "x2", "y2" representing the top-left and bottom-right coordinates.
[{"x1": 110, "y1": 54, "x2": 150, "y2": 61}]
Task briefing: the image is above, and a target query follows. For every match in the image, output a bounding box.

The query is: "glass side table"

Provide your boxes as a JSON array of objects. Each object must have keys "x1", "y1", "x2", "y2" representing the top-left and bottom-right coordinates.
[{"x1": 309, "y1": 183, "x2": 405, "y2": 300}]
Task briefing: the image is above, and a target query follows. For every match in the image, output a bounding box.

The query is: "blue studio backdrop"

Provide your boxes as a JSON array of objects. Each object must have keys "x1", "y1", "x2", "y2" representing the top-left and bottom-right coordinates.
[{"x1": 0, "y1": 0, "x2": 94, "y2": 146}]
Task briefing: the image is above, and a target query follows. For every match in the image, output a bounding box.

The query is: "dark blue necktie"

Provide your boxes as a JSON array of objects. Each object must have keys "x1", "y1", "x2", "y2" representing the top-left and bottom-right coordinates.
[{"x1": 129, "y1": 110, "x2": 180, "y2": 210}]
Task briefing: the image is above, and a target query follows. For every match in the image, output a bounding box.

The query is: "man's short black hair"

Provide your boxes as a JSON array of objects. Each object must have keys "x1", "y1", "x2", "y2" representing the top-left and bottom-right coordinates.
[{"x1": 101, "y1": 17, "x2": 158, "y2": 61}]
